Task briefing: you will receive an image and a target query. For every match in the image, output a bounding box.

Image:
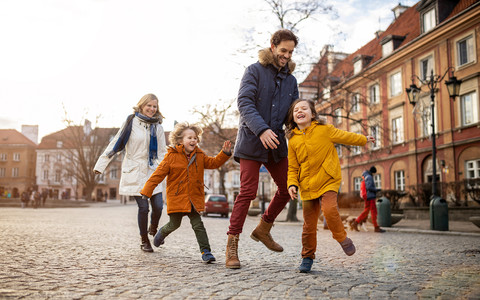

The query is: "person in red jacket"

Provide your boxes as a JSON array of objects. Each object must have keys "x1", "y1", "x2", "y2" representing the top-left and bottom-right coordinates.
[{"x1": 141, "y1": 122, "x2": 231, "y2": 263}]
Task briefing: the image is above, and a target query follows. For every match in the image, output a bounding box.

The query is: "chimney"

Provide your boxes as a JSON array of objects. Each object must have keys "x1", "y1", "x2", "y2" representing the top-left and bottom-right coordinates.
[
  {"x1": 21, "y1": 125, "x2": 38, "y2": 144},
  {"x1": 392, "y1": 3, "x2": 409, "y2": 20}
]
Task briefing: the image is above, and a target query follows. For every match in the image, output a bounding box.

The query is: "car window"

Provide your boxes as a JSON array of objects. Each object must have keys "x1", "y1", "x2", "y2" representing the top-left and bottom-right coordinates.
[{"x1": 208, "y1": 196, "x2": 226, "y2": 202}]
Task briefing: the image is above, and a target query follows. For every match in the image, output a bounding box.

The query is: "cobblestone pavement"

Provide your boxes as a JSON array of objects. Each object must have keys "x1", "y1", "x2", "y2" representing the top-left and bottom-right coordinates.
[{"x1": 1, "y1": 205, "x2": 479, "y2": 299}]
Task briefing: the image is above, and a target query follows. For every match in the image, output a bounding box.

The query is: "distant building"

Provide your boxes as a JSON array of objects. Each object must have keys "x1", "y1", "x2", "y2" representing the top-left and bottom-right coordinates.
[
  {"x1": 300, "y1": 0, "x2": 480, "y2": 203},
  {"x1": 21, "y1": 125, "x2": 39, "y2": 145},
  {"x1": 0, "y1": 129, "x2": 37, "y2": 197}
]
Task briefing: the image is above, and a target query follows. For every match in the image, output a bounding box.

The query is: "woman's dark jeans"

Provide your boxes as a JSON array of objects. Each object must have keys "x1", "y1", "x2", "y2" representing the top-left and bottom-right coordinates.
[{"x1": 135, "y1": 193, "x2": 163, "y2": 237}]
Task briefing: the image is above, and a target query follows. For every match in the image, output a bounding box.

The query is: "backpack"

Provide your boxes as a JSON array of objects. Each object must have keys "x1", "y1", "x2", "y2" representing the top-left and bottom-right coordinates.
[{"x1": 360, "y1": 179, "x2": 367, "y2": 201}]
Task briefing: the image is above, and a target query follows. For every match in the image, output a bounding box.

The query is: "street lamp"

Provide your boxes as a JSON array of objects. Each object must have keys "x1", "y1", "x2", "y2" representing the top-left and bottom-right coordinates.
[{"x1": 405, "y1": 67, "x2": 462, "y2": 230}]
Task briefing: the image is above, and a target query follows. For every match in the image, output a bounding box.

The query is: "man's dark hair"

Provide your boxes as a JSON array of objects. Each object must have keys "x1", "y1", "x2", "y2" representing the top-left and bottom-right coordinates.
[
  {"x1": 270, "y1": 29, "x2": 299, "y2": 47},
  {"x1": 369, "y1": 166, "x2": 377, "y2": 174}
]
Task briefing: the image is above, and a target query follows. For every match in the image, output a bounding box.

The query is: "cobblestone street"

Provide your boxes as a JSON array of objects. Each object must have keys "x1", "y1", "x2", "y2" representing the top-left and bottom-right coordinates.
[{"x1": 1, "y1": 204, "x2": 479, "y2": 299}]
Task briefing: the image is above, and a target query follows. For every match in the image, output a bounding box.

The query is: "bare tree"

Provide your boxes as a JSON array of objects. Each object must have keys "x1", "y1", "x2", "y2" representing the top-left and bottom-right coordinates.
[
  {"x1": 61, "y1": 113, "x2": 116, "y2": 201},
  {"x1": 192, "y1": 100, "x2": 239, "y2": 195}
]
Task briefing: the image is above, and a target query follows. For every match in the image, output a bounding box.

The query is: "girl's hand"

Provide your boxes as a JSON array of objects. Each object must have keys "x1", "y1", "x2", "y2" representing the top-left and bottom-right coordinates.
[
  {"x1": 366, "y1": 135, "x2": 375, "y2": 144},
  {"x1": 288, "y1": 186, "x2": 298, "y2": 200},
  {"x1": 222, "y1": 140, "x2": 232, "y2": 154}
]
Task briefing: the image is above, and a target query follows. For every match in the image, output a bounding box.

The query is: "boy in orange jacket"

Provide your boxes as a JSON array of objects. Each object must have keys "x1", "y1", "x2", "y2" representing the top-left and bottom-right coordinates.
[{"x1": 141, "y1": 122, "x2": 231, "y2": 263}]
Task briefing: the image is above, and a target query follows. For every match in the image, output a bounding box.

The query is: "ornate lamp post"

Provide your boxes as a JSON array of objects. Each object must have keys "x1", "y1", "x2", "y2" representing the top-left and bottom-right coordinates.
[{"x1": 405, "y1": 68, "x2": 462, "y2": 230}]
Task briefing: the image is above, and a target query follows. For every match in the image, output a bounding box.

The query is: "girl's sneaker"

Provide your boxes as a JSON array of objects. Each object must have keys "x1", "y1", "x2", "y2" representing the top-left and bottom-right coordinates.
[
  {"x1": 298, "y1": 257, "x2": 313, "y2": 273},
  {"x1": 201, "y1": 249, "x2": 216, "y2": 263},
  {"x1": 339, "y1": 237, "x2": 356, "y2": 256}
]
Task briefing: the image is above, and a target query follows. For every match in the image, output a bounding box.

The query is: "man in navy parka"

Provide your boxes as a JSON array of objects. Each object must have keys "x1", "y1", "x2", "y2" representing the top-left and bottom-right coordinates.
[{"x1": 226, "y1": 29, "x2": 299, "y2": 269}]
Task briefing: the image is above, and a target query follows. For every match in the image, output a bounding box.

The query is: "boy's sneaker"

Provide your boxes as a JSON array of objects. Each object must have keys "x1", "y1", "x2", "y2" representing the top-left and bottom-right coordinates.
[
  {"x1": 153, "y1": 230, "x2": 165, "y2": 247},
  {"x1": 298, "y1": 257, "x2": 313, "y2": 273},
  {"x1": 201, "y1": 249, "x2": 216, "y2": 264},
  {"x1": 339, "y1": 237, "x2": 356, "y2": 256}
]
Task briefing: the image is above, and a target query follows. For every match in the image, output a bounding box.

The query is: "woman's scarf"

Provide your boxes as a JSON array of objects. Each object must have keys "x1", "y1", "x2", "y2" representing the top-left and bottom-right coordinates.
[{"x1": 107, "y1": 112, "x2": 160, "y2": 166}]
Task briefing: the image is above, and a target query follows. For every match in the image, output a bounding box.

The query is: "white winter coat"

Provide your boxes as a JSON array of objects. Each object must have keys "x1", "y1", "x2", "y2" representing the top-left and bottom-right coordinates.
[{"x1": 94, "y1": 115, "x2": 167, "y2": 197}]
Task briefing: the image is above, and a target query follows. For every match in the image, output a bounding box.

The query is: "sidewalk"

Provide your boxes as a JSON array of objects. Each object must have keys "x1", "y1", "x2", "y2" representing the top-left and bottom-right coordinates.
[{"x1": 276, "y1": 207, "x2": 480, "y2": 237}]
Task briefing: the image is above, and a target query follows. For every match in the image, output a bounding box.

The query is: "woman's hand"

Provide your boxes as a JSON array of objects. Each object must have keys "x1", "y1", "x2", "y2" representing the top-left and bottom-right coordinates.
[
  {"x1": 222, "y1": 140, "x2": 232, "y2": 154},
  {"x1": 288, "y1": 186, "x2": 298, "y2": 200}
]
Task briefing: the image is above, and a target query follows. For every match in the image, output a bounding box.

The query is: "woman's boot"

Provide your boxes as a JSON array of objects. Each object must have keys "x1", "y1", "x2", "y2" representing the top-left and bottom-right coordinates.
[{"x1": 141, "y1": 235, "x2": 153, "y2": 252}]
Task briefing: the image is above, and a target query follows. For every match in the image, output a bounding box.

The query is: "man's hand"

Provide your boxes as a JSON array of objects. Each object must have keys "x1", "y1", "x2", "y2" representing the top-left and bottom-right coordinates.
[
  {"x1": 288, "y1": 186, "x2": 298, "y2": 200},
  {"x1": 259, "y1": 129, "x2": 280, "y2": 149}
]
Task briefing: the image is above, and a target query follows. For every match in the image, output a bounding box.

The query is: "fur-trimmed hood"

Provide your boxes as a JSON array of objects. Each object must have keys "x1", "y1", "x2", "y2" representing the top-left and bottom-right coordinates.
[{"x1": 258, "y1": 48, "x2": 296, "y2": 74}]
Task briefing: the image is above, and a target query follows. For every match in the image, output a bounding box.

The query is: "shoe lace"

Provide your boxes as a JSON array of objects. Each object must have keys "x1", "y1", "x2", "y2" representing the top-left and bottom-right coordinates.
[{"x1": 228, "y1": 235, "x2": 239, "y2": 257}]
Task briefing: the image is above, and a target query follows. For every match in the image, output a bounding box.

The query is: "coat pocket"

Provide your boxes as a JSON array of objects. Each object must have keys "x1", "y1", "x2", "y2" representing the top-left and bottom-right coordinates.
[{"x1": 322, "y1": 158, "x2": 339, "y2": 179}]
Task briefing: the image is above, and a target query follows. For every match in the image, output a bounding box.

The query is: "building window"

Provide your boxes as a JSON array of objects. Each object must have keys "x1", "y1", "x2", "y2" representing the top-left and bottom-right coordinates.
[
  {"x1": 0, "y1": 168, "x2": 5, "y2": 177},
  {"x1": 370, "y1": 125, "x2": 380, "y2": 149},
  {"x1": 461, "y1": 91, "x2": 478, "y2": 126},
  {"x1": 110, "y1": 167, "x2": 118, "y2": 179},
  {"x1": 373, "y1": 174, "x2": 381, "y2": 189},
  {"x1": 56, "y1": 141, "x2": 63, "y2": 148},
  {"x1": 354, "y1": 177, "x2": 362, "y2": 191},
  {"x1": 351, "y1": 131, "x2": 362, "y2": 155},
  {"x1": 394, "y1": 170, "x2": 405, "y2": 191},
  {"x1": 233, "y1": 171, "x2": 240, "y2": 187},
  {"x1": 422, "y1": 8, "x2": 436, "y2": 33},
  {"x1": 369, "y1": 84, "x2": 380, "y2": 104},
  {"x1": 44, "y1": 154, "x2": 50, "y2": 162},
  {"x1": 13, "y1": 153, "x2": 20, "y2": 161},
  {"x1": 56, "y1": 153, "x2": 62, "y2": 162},
  {"x1": 392, "y1": 117, "x2": 404, "y2": 144},
  {"x1": 420, "y1": 55, "x2": 433, "y2": 81},
  {"x1": 457, "y1": 35, "x2": 474, "y2": 67},
  {"x1": 334, "y1": 108, "x2": 342, "y2": 125},
  {"x1": 351, "y1": 94, "x2": 360, "y2": 113},
  {"x1": 390, "y1": 72, "x2": 402, "y2": 97},
  {"x1": 466, "y1": 159, "x2": 480, "y2": 179},
  {"x1": 12, "y1": 168, "x2": 19, "y2": 177},
  {"x1": 43, "y1": 170, "x2": 49, "y2": 180},
  {"x1": 382, "y1": 41, "x2": 393, "y2": 57},
  {"x1": 55, "y1": 170, "x2": 61, "y2": 182},
  {"x1": 0, "y1": 153, "x2": 6, "y2": 161},
  {"x1": 353, "y1": 60, "x2": 362, "y2": 75},
  {"x1": 335, "y1": 145, "x2": 342, "y2": 157}
]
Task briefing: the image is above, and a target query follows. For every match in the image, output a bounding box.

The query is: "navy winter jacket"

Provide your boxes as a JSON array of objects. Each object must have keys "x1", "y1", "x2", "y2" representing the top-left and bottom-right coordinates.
[
  {"x1": 362, "y1": 170, "x2": 379, "y2": 200},
  {"x1": 234, "y1": 48, "x2": 299, "y2": 163}
]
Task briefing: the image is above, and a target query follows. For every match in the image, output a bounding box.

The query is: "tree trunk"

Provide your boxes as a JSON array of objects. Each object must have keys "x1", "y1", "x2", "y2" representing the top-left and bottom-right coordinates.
[{"x1": 285, "y1": 199, "x2": 299, "y2": 222}]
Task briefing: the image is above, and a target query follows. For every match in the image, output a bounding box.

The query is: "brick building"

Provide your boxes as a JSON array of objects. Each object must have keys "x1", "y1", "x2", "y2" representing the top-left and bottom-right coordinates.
[
  {"x1": 0, "y1": 129, "x2": 37, "y2": 197},
  {"x1": 300, "y1": 0, "x2": 480, "y2": 203}
]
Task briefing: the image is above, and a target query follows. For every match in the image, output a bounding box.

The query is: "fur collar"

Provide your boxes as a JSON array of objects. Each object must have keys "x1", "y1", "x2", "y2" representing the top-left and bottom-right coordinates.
[{"x1": 258, "y1": 48, "x2": 296, "y2": 74}]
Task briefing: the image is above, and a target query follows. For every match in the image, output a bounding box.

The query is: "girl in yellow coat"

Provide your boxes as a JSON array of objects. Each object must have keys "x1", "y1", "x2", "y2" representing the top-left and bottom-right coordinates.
[{"x1": 286, "y1": 99, "x2": 375, "y2": 273}]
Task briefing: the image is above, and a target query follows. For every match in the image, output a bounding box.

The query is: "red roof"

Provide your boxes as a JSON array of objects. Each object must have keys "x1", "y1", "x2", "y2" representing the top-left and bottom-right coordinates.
[{"x1": 0, "y1": 129, "x2": 37, "y2": 146}]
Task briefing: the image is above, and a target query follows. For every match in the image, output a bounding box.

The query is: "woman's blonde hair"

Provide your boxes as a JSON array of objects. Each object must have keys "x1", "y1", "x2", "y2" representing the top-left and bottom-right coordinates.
[
  {"x1": 169, "y1": 122, "x2": 203, "y2": 146},
  {"x1": 285, "y1": 99, "x2": 326, "y2": 139},
  {"x1": 133, "y1": 93, "x2": 164, "y2": 123}
]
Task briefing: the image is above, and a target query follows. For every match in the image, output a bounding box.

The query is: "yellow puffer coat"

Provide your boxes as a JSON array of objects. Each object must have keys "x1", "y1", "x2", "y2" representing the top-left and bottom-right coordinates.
[{"x1": 287, "y1": 121, "x2": 367, "y2": 201}]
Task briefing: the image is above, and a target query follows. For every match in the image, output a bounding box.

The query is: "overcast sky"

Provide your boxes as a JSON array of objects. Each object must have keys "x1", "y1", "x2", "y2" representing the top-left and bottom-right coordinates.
[{"x1": 0, "y1": 0, "x2": 417, "y2": 141}]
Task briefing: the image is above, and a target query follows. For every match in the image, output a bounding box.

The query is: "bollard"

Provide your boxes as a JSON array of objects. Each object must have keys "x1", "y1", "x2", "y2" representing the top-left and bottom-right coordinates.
[
  {"x1": 429, "y1": 196, "x2": 449, "y2": 231},
  {"x1": 376, "y1": 196, "x2": 391, "y2": 227}
]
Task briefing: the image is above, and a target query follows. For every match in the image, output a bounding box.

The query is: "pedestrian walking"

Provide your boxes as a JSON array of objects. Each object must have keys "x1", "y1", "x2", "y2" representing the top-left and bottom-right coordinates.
[
  {"x1": 226, "y1": 29, "x2": 299, "y2": 269},
  {"x1": 94, "y1": 93, "x2": 167, "y2": 253},
  {"x1": 141, "y1": 122, "x2": 231, "y2": 263},
  {"x1": 350, "y1": 166, "x2": 385, "y2": 233},
  {"x1": 286, "y1": 99, "x2": 376, "y2": 273},
  {"x1": 20, "y1": 190, "x2": 29, "y2": 208},
  {"x1": 31, "y1": 190, "x2": 40, "y2": 209}
]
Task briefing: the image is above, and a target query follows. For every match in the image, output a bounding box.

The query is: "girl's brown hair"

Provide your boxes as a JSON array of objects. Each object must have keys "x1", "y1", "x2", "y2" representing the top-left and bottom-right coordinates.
[
  {"x1": 133, "y1": 93, "x2": 165, "y2": 123},
  {"x1": 168, "y1": 122, "x2": 203, "y2": 146},
  {"x1": 285, "y1": 99, "x2": 326, "y2": 139}
]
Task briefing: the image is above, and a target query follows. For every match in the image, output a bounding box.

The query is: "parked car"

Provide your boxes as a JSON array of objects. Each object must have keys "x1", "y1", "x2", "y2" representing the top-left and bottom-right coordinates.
[{"x1": 204, "y1": 194, "x2": 229, "y2": 218}]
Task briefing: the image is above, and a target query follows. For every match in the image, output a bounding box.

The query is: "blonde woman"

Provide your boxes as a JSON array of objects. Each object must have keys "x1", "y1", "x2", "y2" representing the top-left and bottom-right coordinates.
[{"x1": 94, "y1": 93, "x2": 167, "y2": 252}]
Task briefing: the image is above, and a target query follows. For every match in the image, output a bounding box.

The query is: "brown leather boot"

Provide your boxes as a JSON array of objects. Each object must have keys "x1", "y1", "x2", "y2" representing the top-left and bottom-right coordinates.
[
  {"x1": 225, "y1": 234, "x2": 241, "y2": 269},
  {"x1": 250, "y1": 218, "x2": 283, "y2": 252}
]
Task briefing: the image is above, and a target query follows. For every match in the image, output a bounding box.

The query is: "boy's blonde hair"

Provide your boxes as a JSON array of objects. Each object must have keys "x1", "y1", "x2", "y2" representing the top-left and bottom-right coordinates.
[{"x1": 169, "y1": 122, "x2": 203, "y2": 146}]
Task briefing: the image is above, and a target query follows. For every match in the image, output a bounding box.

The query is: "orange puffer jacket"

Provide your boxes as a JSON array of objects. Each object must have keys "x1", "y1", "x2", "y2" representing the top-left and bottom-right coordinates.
[{"x1": 141, "y1": 144, "x2": 231, "y2": 214}]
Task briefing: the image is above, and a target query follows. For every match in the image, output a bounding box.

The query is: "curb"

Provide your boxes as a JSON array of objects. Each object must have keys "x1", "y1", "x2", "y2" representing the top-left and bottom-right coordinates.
[{"x1": 382, "y1": 227, "x2": 480, "y2": 237}]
